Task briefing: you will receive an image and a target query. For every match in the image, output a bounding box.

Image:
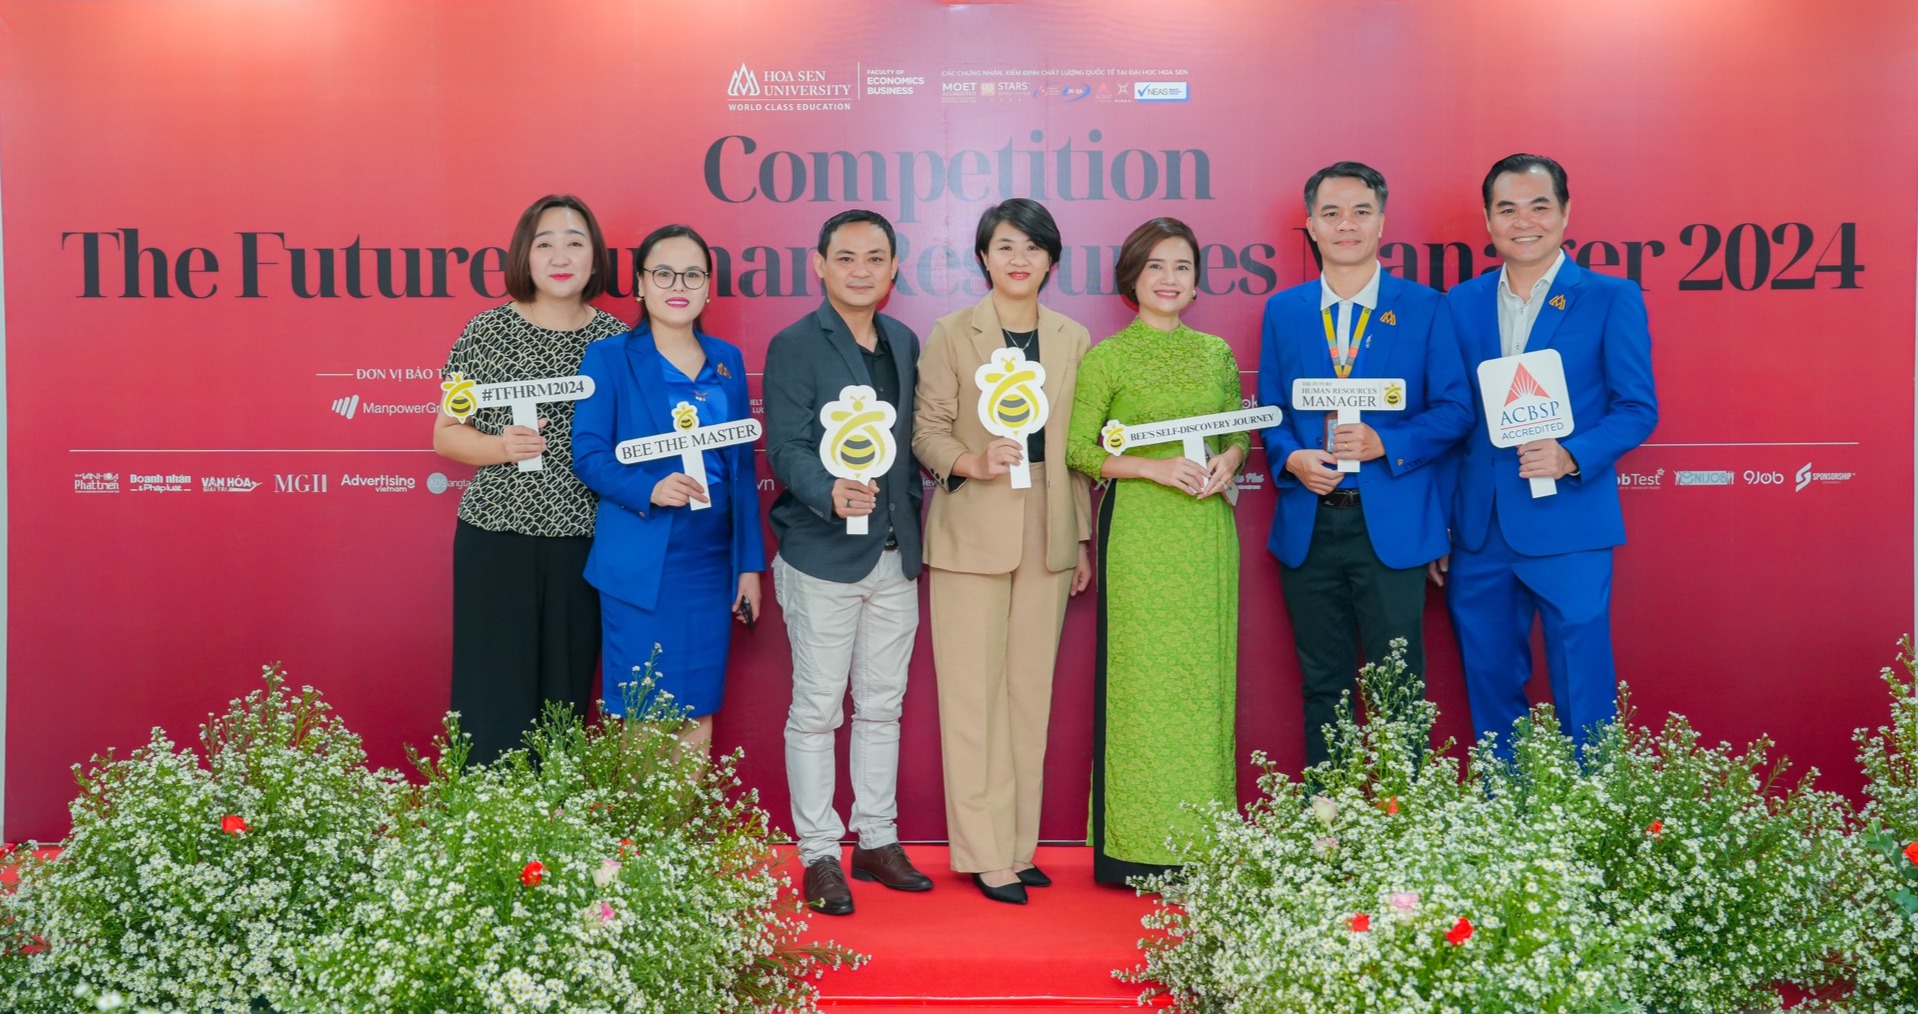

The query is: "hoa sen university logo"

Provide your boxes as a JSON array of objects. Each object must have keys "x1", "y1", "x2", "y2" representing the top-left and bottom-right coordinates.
[{"x1": 727, "y1": 63, "x2": 760, "y2": 97}]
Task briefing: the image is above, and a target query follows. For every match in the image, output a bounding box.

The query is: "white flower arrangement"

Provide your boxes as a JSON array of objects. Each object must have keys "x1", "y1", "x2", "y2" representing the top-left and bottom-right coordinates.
[
  {"x1": 1844, "y1": 637, "x2": 1918, "y2": 1008},
  {"x1": 1127, "y1": 643, "x2": 1864, "y2": 1013},
  {"x1": 0, "y1": 664, "x2": 854, "y2": 1014},
  {"x1": 0, "y1": 666, "x2": 404, "y2": 1012}
]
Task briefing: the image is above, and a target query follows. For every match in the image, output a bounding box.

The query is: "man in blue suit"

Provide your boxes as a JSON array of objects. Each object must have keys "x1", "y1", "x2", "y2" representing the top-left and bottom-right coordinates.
[
  {"x1": 1258, "y1": 161, "x2": 1473, "y2": 768},
  {"x1": 1441, "y1": 153, "x2": 1658, "y2": 755}
]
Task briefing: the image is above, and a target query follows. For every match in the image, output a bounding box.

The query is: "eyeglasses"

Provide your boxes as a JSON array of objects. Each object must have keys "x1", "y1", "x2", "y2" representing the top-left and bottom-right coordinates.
[{"x1": 644, "y1": 266, "x2": 709, "y2": 290}]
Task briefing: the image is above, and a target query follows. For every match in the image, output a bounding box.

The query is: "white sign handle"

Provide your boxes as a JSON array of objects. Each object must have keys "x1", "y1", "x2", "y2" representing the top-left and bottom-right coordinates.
[
  {"x1": 1530, "y1": 476, "x2": 1557, "y2": 498},
  {"x1": 1335, "y1": 407, "x2": 1361, "y2": 474},
  {"x1": 681, "y1": 450, "x2": 711, "y2": 510},
  {"x1": 1008, "y1": 460, "x2": 1032, "y2": 489},
  {"x1": 510, "y1": 402, "x2": 543, "y2": 472},
  {"x1": 846, "y1": 513, "x2": 869, "y2": 535}
]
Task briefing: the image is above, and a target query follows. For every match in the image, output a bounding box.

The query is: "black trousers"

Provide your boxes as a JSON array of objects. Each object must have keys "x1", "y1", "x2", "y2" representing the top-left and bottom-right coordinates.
[
  {"x1": 451, "y1": 520, "x2": 600, "y2": 766},
  {"x1": 1278, "y1": 500, "x2": 1427, "y2": 769}
]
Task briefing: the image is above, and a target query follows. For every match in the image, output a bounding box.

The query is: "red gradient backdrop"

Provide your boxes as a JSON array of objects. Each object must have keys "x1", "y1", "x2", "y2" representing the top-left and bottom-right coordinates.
[{"x1": 1, "y1": 0, "x2": 1912, "y2": 841}]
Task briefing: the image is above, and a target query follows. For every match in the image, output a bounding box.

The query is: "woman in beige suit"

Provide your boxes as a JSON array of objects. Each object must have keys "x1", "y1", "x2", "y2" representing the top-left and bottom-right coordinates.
[{"x1": 914, "y1": 199, "x2": 1093, "y2": 905}]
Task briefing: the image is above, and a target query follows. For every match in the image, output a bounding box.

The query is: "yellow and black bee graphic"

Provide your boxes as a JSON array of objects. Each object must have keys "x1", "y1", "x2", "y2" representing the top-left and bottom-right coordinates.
[
  {"x1": 1100, "y1": 420, "x2": 1128, "y2": 454},
  {"x1": 1383, "y1": 382, "x2": 1404, "y2": 407},
  {"x1": 672, "y1": 401, "x2": 701, "y2": 431},
  {"x1": 975, "y1": 347, "x2": 1049, "y2": 437},
  {"x1": 440, "y1": 373, "x2": 478, "y2": 422},
  {"x1": 820, "y1": 385, "x2": 897, "y2": 480}
]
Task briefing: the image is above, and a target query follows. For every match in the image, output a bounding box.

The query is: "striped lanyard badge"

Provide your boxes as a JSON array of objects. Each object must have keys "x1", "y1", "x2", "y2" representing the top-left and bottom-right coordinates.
[{"x1": 1320, "y1": 303, "x2": 1371, "y2": 379}]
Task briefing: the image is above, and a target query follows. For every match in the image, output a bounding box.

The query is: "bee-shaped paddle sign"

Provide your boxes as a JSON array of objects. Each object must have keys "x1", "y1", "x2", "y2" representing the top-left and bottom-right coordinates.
[
  {"x1": 973, "y1": 347, "x2": 1050, "y2": 489},
  {"x1": 818, "y1": 384, "x2": 898, "y2": 535}
]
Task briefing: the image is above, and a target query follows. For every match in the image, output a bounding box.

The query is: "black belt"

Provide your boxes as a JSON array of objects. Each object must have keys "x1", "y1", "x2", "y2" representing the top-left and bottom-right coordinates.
[
  {"x1": 883, "y1": 532, "x2": 900, "y2": 550},
  {"x1": 1318, "y1": 488, "x2": 1362, "y2": 509}
]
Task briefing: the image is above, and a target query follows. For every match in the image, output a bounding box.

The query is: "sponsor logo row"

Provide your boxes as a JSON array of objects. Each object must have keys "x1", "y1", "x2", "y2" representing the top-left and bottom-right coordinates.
[
  {"x1": 1622, "y1": 465, "x2": 1856, "y2": 492},
  {"x1": 74, "y1": 472, "x2": 472, "y2": 495},
  {"x1": 722, "y1": 61, "x2": 1190, "y2": 109}
]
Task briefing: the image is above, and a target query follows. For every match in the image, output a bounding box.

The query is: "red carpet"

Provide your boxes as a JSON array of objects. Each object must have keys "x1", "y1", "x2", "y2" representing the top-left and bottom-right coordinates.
[{"x1": 788, "y1": 845, "x2": 1170, "y2": 1010}]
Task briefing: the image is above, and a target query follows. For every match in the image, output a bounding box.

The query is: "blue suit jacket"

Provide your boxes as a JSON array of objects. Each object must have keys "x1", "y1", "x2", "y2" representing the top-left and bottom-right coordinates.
[
  {"x1": 571, "y1": 326, "x2": 765, "y2": 611},
  {"x1": 1445, "y1": 258, "x2": 1658, "y2": 556},
  {"x1": 1258, "y1": 272, "x2": 1473, "y2": 569}
]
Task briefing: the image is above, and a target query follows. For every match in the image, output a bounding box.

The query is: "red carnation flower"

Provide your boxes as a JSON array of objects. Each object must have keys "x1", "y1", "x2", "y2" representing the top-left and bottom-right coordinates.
[
  {"x1": 520, "y1": 860, "x2": 545, "y2": 887},
  {"x1": 1348, "y1": 912, "x2": 1371, "y2": 933},
  {"x1": 1904, "y1": 842, "x2": 1918, "y2": 868},
  {"x1": 1375, "y1": 796, "x2": 1399, "y2": 816},
  {"x1": 1445, "y1": 917, "x2": 1474, "y2": 946},
  {"x1": 1647, "y1": 820, "x2": 1663, "y2": 835},
  {"x1": 221, "y1": 815, "x2": 248, "y2": 835}
]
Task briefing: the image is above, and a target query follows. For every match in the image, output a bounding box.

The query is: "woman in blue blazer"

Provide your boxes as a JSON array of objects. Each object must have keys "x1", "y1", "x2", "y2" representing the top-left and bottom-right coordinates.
[{"x1": 571, "y1": 225, "x2": 765, "y2": 748}]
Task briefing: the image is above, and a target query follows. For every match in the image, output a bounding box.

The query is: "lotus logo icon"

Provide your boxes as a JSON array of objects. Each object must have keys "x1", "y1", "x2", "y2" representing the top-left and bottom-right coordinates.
[{"x1": 727, "y1": 63, "x2": 760, "y2": 97}]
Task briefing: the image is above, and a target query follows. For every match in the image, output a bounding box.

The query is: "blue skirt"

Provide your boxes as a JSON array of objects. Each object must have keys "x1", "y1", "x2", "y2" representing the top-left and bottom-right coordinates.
[{"x1": 600, "y1": 483, "x2": 734, "y2": 718}]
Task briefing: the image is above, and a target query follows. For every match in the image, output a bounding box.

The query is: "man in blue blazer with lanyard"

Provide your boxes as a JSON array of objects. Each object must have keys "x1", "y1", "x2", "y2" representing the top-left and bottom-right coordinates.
[
  {"x1": 1258, "y1": 161, "x2": 1473, "y2": 769},
  {"x1": 763, "y1": 209, "x2": 931, "y2": 916},
  {"x1": 1441, "y1": 153, "x2": 1658, "y2": 756}
]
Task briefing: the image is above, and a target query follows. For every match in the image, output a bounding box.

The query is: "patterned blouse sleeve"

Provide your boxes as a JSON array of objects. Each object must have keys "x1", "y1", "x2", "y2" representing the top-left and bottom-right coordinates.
[
  {"x1": 1066, "y1": 343, "x2": 1114, "y2": 479},
  {"x1": 1214, "y1": 339, "x2": 1251, "y2": 464}
]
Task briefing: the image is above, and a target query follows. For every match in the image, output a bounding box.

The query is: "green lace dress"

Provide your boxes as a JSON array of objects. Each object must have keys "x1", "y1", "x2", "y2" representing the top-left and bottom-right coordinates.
[{"x1": 1066, "y1": 317, "x2": 1247, "y2": 884}]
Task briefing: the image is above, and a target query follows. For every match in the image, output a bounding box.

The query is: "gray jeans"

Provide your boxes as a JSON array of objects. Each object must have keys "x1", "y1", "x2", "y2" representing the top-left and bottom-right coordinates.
[{"x1": 772, "y1": 551, "x2": 920, "y2": 865}]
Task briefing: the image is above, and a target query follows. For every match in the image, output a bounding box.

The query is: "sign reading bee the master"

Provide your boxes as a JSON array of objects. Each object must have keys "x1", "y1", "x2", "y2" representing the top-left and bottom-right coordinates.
[
  {"x1": 613, "y1": 401, "x2": 764, "y2": 512},
  {"x1": 440, "y1": 372, "x2": 597, "y2": 473},
  {"x1": 818, "y1": 384, "x2": 898, "y2": 535},
  {"x1": 973, "y1": 347, "x2": 1049, "y2": 489}
]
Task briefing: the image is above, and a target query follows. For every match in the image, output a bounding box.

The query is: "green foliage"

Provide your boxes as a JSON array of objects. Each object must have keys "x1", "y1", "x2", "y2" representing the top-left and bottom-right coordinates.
[{"x1": 1844, "y1": 637, "x2": 1918, "y2": 1007}]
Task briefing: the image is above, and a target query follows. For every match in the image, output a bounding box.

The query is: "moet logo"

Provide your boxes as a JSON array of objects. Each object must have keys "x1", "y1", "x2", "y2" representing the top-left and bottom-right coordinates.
[
  {"x1": 727, "y1": 63, "x2": 761, "y2": 97},
  {"x1": 274, "y1": 473, "x2": 328, "y2": 493}
]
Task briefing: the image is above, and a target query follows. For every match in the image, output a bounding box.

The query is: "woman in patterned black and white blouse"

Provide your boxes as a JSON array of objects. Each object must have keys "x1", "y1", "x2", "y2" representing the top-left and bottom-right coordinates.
[{"x1": 432, "y1": 194, "x2": 628, "y2": 765}]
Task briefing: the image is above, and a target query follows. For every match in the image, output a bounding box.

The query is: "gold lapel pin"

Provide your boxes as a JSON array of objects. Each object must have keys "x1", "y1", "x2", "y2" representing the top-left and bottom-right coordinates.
[
  {"x1": 1379, "y1": 310, "x2": 1397, "y2": 325},
  {"x1": 717, "y1": 363, "x2": 733, "y2": 378},
  {"x1": 1549, "y1": 294, "x2": 1567, "y2": 310}
]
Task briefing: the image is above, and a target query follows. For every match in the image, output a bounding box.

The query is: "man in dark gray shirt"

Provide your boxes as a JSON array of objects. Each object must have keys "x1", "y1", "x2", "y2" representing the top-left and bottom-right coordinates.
[{"x1": 763, "y1": 209, "x2": 930, "y2": 915}]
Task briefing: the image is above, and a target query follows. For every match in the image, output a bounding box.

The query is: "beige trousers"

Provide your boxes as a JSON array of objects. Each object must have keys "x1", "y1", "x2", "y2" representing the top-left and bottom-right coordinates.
[{"x1": 929, "y1": 462, "x2": 1074, "y2": 872}]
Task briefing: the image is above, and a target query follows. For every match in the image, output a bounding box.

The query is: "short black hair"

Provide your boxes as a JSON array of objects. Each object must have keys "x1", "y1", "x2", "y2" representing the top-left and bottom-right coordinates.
[
  {"x1": 973, "y1": 199, "x2": 1063, "y2": 291},
  {"x1": 1114, "y1": 217, "x2": 1201, "y2": 305},
  {"x1": 1481, "y1": 153, "x2": 1570, "y2": 210},
  {"x1": 505, "y1": 194, "x2": 610, "y2": 302},
  {"x1": 636, "y1": 223, "x2": 714, "y2": 274},
  {"x1": 816, "y1": 209, "x2": 898, "y2": 257},
  {"x1": 1303, "y1": 161, "x2": 1388, "y2": 213}
]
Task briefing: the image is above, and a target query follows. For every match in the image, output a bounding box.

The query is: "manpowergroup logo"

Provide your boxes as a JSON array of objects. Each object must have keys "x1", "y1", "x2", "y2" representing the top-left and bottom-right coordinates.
[
  {"x1": 1795, "y1": 462, "x2": 1856, "y2": 492},
  {"x1": 329, "y1": 396, "x2": 439, "y2": 419}
]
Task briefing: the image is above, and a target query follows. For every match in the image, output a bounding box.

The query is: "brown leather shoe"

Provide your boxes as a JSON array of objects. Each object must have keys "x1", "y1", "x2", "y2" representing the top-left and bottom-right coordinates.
[
  {"x1": 850, "y1": 842, "x2": 934, "y2": 892},
  {"x1": 803, "y1": 857, "x2": 854, "y2": 915}
]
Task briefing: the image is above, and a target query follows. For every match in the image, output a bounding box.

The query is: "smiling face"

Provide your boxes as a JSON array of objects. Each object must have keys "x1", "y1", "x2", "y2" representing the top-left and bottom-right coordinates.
[
  {"x1": 1485, "y1": 166, "x2": 1570, "y2": 273},
  {"x1": 981, "y1": 221, "x2": 1053, "y2": 299},
  {"x1": 1132, "y1": 235, "x2": 1197, "y2": 319},
  {"x1": 640, "y1": 235, "x2": 711, "y2": 331},
  {"x1": 1305, "y1": 175, "x2": 1384, "y2": 270},
  {"x1": 527, "y1": 206, "x2": 593, "y2": 302},
  {"x1": 812, "y1": 221, "x2": 897, "y2": 312}
]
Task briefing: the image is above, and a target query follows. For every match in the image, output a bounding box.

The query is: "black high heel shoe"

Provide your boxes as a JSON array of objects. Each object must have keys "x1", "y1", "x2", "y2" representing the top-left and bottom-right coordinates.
[
  {"x1": 972, "y1": 873, "x2": 1029, "y2": 905},
  {"x1": 1015, "y1": 865, "x2": 1052, "y2": 888}
]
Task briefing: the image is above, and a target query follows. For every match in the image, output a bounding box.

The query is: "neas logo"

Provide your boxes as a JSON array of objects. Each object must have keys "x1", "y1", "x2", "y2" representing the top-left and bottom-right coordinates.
[{"x1": 274, "y1": 473, "x2": 327, "y2": 493}]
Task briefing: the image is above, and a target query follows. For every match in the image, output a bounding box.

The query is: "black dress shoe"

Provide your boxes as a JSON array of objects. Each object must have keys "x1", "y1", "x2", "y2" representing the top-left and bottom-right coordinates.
[
  {"x1": 972, "y1": 873, "x2": 1029, "y2": 905},
  {"x1": 1015, "y1": 865, "x2": 1052, "y2": 888},
  {"x1": 850, "y1": 843, "x2": 934, "y2": 891},
  {"x1": 803, "y1": 857, "x2": 854, "y2": 916}
]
